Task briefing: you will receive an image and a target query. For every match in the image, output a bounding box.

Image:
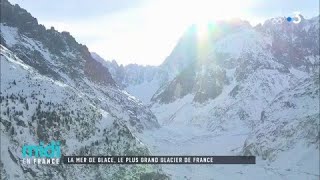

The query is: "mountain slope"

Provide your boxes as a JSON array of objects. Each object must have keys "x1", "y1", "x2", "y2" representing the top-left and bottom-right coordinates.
[
  {"x1": 149, "y1": 17, "x2": 319, "y2": 179},
  {"x1": 1, "y1": 46, "x2": 166, "y2": 179},
  {"x1": 0, "y1": 0, "x2": 167, "y2": 179},
  {"x1": 91, "y1": 52, "x2": 167, "y2": 104},
  {"x1": 107, "y1": 16, "x2": 320, "y2": 179}
]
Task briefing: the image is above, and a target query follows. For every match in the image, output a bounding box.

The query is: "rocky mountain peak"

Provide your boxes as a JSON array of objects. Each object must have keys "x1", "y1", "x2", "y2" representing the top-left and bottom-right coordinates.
[{"x1": 1, "y1": 1, "x2": 165, "y2": 179}]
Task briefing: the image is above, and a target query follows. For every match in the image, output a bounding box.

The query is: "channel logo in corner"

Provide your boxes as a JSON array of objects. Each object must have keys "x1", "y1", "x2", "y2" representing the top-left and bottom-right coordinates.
[
  {"x1": 271, "y1": 12, "x2": 302, "y2": 25},
  {"x1": 21, "y1": 140, "x2": 61, "y2": 165}
]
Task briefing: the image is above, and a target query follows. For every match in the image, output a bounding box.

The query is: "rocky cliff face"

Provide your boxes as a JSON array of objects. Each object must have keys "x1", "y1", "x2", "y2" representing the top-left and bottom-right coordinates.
[
  {"x1": 152, "y1": 16, "x2": 319, "y2": 103},
  {"x1": 103, "y1": 15, "x2": 319, "y2": 179},
  {"x1": 243, "y1": 74, "x2": 319, "y2": 161},
  {"x1": 0, "y1": 0, "x2": 167, "y2": 179}
]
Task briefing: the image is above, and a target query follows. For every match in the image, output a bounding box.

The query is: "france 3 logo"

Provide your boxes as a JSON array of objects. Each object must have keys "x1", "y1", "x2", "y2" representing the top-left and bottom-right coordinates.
[{"x1": 272, "y1": 12, "x2": 302, "y2": 24}]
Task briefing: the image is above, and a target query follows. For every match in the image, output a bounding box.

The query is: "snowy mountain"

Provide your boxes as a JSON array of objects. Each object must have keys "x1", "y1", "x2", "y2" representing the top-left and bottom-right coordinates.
[
  {"x1": 91, "y1": 52, "x2": 169, "y2": 104},
  {"x1": 1, "y1": 0, "x2": 318, "y2": 178},
  {"x1": 103, "y1": 16, "x2": 320, "y2": 179},
  {"x1": 0, "y1": 0, "x2": 167, "y2": 179},
  {"x1": 97, "y1": 19, "x2": 256, "y2": 104}
]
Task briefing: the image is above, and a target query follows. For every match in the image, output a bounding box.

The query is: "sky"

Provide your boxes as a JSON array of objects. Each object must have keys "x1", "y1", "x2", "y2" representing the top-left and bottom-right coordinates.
[{"x1": 9, "y1": 0, "x2": 320, "y2": 66}]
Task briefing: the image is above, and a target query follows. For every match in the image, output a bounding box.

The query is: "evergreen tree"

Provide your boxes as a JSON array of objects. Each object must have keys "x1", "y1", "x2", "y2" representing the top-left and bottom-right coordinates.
[{"x1": 25, "y1": 103, "x2": 29, "y2": 110}]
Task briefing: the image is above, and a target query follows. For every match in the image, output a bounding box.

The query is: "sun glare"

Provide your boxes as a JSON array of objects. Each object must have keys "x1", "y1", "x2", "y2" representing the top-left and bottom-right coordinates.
[
  {"x1": 195, "y1": 1, "x2": 251, "y2": 38},
  {"x1": 151, "y1": 0, "x2": 252, "y2": 42},
  {"x1": 196, "y1": 21, "x2": 209, "y2": 40},
  {"x1": 167, "y1": 0, "x2": 253, "y2": 61}
]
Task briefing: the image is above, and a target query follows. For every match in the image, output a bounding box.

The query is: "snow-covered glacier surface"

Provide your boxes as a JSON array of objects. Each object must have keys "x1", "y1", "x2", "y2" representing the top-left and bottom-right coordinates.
[{"x1": 136, "y1": 17, "x2": 319, "y2": 180}]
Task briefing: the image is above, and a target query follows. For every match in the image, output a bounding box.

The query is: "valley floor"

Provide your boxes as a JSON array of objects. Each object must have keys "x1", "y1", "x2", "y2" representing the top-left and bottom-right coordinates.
[{"x1": 139, "y1": 124, "x2": 319, "y2": 180}]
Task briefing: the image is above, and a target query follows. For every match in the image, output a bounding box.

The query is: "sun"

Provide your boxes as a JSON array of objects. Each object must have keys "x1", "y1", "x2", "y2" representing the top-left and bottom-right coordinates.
[
  {"x1": 171, "y1": 0, "x2": 253, "y2": 60},
  {"x1": 138, "y1": 0, "x2": 253, "y2": 64},
  {"x1": 187, "y1": 0, "x2": 249, "y2": 22},
  {"x1": 180, "y1": 0, "x2": 252, "y2": 42}
]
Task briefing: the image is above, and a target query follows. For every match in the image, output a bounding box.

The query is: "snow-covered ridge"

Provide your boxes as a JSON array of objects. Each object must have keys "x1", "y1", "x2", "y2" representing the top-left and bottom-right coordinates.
[
  {"x1": 106, "y1": 15, "x2": 319, "y2": 179},
  {"x1": 1, "y1": 42, "x2": 166, "y2": 179},
  {"x1": 0, "y1": 0, "x2": 167, "y2": 179}
]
